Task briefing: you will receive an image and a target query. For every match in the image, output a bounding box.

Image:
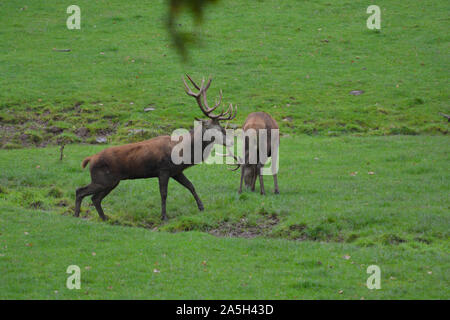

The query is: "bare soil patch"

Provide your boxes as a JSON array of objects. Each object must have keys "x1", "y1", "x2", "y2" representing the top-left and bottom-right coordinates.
[{"x1": 209, "y1": 214, "x2": 279, "y2": 238}]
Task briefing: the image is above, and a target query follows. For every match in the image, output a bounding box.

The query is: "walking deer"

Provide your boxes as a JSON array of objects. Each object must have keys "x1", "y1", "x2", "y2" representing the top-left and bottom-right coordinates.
[{"x1": 74, "y1": 75, "x2": 237, "y2": 221}]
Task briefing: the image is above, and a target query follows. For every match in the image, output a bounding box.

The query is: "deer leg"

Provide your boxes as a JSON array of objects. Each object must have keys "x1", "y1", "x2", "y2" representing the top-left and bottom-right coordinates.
[
  {"x1": 91, "y1": 183, "x2": 119, "y2": 221},
  {"x1": 75, "y1": 183, "x2": 104, "y2": 217},
  {"x1": 238, "y1": 166, "x2": 244, "y2": 194},
  {"x1": 273, "y1": 174, "x2": 279, "y2": 194},
  {"x1": 158, "y1": 173, "x2": 170, "y2": 221},
  {"x1": 172, "y1": 173, "x2": 204, "y2": 211},
  {"x1": 259, "y1": 171, "x2": 265, "y2": 195},
  {"x1": 251, "y1": 167, "x2": 257, "y2": 192}
]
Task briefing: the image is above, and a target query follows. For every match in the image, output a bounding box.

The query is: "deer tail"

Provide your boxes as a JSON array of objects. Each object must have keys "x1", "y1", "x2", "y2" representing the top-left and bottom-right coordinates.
[{"x1": 81, "y1": 156, "x2": 92, "y2": 169}]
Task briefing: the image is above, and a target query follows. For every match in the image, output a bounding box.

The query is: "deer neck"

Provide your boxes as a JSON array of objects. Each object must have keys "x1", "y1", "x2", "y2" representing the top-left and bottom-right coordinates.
[{"x1": 190, "y1": 126, "x2": 215, "y2": 162}]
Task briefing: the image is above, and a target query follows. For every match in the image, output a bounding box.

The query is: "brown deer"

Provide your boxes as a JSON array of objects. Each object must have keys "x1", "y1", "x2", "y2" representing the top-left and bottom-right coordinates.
[
  {"x1": 74, "y1": 75, "x2": 237, "y2": 221},
  {"x1": 233, "y1": 112, "x2": 280, "y2": 195}
]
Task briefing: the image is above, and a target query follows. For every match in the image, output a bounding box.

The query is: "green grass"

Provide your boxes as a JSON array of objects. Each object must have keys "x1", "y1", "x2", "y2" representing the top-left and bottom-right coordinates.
[
  {"x1": 0, "y1": 0, "x2": 449, "y2": 149},
  {"x1": 0, "y1": 0, "x2": 449, "y2": 299},
  {"x1": 0, "y1": 136, "x2": 449, "y2": 299},
  {"x1": 1, "y1": 203, "x2": 448, "y2": 299},
  {"x1": 1, "y1": 136, "x2": 449, "y2": 246}
]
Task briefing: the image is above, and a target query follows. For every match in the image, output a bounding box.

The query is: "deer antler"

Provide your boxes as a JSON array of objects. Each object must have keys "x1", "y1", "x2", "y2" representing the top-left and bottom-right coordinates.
[
  {"x1": 439, "y1": 112, "x2": 450, "y2": 122},
  {"x1": 183, "y1": 74, "x2": 237, "y2": 121},
  {"x1": 216, "y1": 144, "x2": 242, "y2": 171}
]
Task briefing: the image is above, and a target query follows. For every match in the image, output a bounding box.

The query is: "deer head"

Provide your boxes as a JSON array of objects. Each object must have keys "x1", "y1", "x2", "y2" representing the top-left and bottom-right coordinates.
[{"x1": 183, "y1": 74, "x2": 237, "y2": 147}]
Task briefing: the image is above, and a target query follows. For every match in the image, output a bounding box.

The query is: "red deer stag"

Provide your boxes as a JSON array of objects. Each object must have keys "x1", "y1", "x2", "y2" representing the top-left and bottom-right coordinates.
[
  {"x1": 234, "y1": 112, "x2": 280, "y2": 195},
  {"x1": 74, "y1": 75, "x2": 236, "y2": 221}
]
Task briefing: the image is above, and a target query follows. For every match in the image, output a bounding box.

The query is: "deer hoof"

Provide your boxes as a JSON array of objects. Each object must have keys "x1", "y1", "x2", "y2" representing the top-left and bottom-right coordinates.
[{"x1": 274, "y1": 190, "x2": 280, "y2": 194}]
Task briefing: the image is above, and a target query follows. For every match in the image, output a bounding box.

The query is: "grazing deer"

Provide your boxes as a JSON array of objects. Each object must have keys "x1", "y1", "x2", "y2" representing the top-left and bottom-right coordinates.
[
  {"x1": 233, "y1": 112, "x2": 280, "y2": 195},
  {"x1": 74, "y1": 75, "x2": 236, "y2": 221}
]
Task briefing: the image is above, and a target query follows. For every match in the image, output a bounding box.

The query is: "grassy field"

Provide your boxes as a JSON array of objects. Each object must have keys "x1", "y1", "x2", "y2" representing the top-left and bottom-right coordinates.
[
  {"x1": 0, "y1": 205, "x2": 448, "y2": 299},
  {"x1": 0, "y1": 136, "x2": 449, "y2": 299},
  {"x1": 0, "y1": 0, "x2": 449, "y2": 299},
  {"x1": 0, "y1": 136, "x2": 449, "y2": 245},
  {"x1": 0, "y1": 0, "x2": 449, "y2": 149}
]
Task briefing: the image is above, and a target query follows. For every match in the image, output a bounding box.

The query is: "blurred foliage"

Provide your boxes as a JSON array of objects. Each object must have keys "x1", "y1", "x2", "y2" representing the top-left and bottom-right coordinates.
[{"x1": 168, "y1": 0, "x2": 220, "y2": 60}]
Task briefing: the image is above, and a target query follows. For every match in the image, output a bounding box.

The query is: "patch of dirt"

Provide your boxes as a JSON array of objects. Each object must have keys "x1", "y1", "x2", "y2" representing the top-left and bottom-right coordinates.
[
  {"x1": 97, "y1": 124, "x2": 118, "y2": 136},
  {"x1": 382, "y1": 234, "x2": 407, "y2": 245},
  {"x1": 285, "y1": 223, "x2": 309, "y2": 241},
  {"x1": 209, "y1": 214, "x2": 279, "y2": 238},
  {"x1": 29, "y1": 201, "x2": 44, "y2": 209},
  {"x1": 414, "y1": 237, "x2": 432, "y2": 244},
  {"x1": 56, "y1": 200, "x2": 69, "y2": 207},
  {"x1": 46, "y1": 126, "x2": 64, "y2": 134},
  {"x1": 75, "y1": 127, "x2": 90, "y2": 138},
  {"x1": 0, "y1": 124, "x2": 17, "y2": 145},
  {"x1": 18, "y1": 133, "x2": 32, "y2": 147},
  {"x1": 0, "y1": 116, "x2": 119, "y2": 148}
]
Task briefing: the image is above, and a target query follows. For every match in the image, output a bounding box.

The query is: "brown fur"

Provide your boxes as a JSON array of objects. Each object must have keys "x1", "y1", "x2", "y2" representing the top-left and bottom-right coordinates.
[
  {"x1": 75, "y1": 125, "x2": 226, "y2": 221},
  {"x1": 75, "y1": 75, "x2": 236, "y2": 221},
  {"x1": 81, "y1": 156, "x2": 91, "y2": 169},
  {"x1": 239, "y1": 112, "x2": 280, "y2": 195}
]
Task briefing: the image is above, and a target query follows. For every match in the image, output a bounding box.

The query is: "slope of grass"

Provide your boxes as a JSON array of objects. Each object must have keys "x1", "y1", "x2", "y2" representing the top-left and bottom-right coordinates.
[
  {"x1": 0, "y1": 204, "x2": 448, "y2": 299},
  {"x1": 0, "y1": 0, "x2": 449, "y2": 149},
  {"x1": 0, "y1": 136, "x2": 448, "y2": 249}
]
